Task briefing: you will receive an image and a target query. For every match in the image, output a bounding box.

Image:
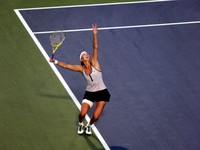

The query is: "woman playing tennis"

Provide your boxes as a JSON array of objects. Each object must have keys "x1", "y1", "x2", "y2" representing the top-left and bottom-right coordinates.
[{"x1": 50, "y1": 24, "x2": 110, "y2": 135}]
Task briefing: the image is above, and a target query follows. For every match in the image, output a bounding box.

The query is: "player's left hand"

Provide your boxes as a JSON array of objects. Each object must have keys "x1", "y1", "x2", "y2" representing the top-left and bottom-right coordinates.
[{"x1": 92, "y1": 24, "x2": 98, "y2": 34}]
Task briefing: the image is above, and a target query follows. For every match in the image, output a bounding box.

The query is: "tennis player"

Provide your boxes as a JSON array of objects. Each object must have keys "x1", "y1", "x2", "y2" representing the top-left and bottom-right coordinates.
[{"x1": 49, "y1": 24, "x2": 110, "y2": 135}]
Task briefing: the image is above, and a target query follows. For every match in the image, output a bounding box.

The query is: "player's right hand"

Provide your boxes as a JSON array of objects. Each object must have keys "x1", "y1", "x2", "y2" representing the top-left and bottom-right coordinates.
[{"x1": 49, "y1": 58, "x2": 55, "y2": 63}]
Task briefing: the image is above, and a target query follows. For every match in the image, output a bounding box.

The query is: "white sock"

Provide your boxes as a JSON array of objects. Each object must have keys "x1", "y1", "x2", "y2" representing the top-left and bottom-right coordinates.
[{"x1": 79, "y1": 122, "x2": 84, "y2": 125}]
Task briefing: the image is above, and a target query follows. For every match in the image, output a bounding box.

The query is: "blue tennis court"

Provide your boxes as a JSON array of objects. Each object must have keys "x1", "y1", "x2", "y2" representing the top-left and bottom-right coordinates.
[{"x1": 15, "y1": 0, "x2": 200, "y2": 149}]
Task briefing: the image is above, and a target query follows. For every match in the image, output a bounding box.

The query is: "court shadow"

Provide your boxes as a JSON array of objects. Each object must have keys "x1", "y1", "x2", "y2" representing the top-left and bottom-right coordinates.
[
  {"x1": 110, "y1": 146, "x2": 129, "y2": 150},
  {"x1": 83, "y1": 134, "x2": 104, "y2": 150},
  {"x1": 38, "y1": 92, "x2": 70, "y2": 100},
  {"x1": 83, "y1": 135, "x2": 128, "y2": 150}
]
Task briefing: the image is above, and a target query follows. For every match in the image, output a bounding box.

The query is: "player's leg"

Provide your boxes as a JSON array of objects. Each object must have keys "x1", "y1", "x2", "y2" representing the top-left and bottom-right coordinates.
[
  {"x1": 85, "y1": 101, "x2": 107, "y2": 135},
  {"x1": 78, "y1": 100, "x2": 93, "y2": 135}
]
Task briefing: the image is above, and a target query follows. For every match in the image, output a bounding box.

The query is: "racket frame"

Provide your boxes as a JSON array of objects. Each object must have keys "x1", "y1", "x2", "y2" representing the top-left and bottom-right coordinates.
[{"x1": 49, "y1": 32, "x2": 65, "y2": 59}]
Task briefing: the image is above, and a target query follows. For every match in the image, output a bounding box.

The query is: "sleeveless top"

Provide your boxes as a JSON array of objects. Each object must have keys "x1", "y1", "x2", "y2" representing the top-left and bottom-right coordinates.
[{"x1": 83, "y1": 66, "x2": 106, "y2": 92}]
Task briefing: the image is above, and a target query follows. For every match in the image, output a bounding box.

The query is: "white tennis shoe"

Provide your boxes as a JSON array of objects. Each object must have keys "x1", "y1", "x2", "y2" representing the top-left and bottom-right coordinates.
[
  {"x1": 77, "y1": 122, "x2": 84, "y2": 135},
  {"x1": 85, "y1": 125, "x2": 92, "y2": 135}
]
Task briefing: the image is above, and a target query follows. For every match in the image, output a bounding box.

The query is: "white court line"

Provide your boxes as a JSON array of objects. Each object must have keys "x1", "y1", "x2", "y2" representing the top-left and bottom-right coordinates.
[
  {"x1": 14, "y1": 8, "x2": 110, "y2": 150},
  {"x1": 33, "y1": 20, "x2": 200, "y2": 35},
  {"x1": 17, "y1": 0, "x2": 174, "y2": 10}
]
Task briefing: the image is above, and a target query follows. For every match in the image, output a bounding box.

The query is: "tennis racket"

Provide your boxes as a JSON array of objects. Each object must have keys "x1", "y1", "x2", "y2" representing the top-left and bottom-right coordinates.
[{"x1": 49, "y1": 32, "x2": 66, "y2": 59}]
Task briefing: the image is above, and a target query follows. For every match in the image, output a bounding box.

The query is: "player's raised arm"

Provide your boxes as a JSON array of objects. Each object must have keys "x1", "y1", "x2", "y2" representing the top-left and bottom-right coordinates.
[
  {"x1": 91, "y1": 24, "x2": 100, "y2": 70},
  {"x1": 49, "y1": 58, "x2": 82, "y2": 72}
]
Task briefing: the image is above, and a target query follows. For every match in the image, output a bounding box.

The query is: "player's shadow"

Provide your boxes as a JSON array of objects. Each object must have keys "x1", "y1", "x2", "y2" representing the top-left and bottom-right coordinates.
[
  {"x1": 83, "y1": 134, "x2": 104, "y2": 150},
  {"x1": 83, "y1": 134, "x2": 128, "y2": 150}
]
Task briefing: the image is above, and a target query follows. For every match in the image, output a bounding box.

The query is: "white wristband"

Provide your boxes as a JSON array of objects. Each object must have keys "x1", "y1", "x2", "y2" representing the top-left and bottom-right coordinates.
[{"x1": 54, "y1": 60, "x2": 58, "y2": 65}]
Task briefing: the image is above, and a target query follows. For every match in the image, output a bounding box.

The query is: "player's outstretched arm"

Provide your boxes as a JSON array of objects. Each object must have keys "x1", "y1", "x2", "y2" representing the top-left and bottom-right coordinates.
[{"x1": 49, "y1": 58, "x2": 82, "y2": 72}]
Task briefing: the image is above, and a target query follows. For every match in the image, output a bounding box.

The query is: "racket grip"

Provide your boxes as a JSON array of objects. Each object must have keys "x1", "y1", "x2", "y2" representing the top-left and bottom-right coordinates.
[{"x1": 51, "y1": 53, "x2": 54, "y2": 59}]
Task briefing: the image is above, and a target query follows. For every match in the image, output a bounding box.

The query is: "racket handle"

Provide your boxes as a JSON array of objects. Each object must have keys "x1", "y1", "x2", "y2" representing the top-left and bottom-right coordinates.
[{"x1": 51, "y1": 53, "x2": 54, "y2": 59}]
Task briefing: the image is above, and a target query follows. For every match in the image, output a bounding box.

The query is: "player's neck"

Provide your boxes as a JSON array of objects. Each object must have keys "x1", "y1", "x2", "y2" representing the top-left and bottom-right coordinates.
[{"x1": 84, "y1": 61, "x2": 91, "y2": 69}]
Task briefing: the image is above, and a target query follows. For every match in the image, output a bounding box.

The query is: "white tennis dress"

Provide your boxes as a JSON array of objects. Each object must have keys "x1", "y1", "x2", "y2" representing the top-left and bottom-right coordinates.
[{"x1": 83, "y1": 66, "x2": 106, "y2": 92}]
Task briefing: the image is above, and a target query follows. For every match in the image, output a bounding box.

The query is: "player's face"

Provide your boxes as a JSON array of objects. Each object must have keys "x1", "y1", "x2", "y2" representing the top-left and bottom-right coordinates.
[{"x1": 82, "y1": 52, "x2": 90, "y2": 61}]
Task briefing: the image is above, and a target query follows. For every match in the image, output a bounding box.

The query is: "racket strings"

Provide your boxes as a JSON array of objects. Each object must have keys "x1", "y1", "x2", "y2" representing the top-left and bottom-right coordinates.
[{"x1": 50, "y1": 32, "x2": 65, "y2": 46}]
